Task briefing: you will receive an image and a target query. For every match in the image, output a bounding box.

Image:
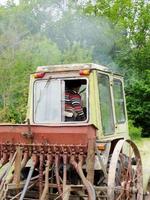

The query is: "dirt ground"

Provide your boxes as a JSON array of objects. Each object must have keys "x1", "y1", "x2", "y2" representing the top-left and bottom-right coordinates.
[{"x1": 134, "y1": 138, "x2": 150, "y2": 199}]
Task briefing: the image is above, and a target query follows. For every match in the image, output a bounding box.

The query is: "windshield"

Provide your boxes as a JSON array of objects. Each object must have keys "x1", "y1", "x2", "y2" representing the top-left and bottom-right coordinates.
[{"x1": 33, "y1": 78, "x2": 88, "y2": 123}]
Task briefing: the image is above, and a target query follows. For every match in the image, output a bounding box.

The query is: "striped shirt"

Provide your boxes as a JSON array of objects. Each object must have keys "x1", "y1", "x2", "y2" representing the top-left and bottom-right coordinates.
[{"x1": 65, "y1": 89, "x2": 85, "y2": 121}]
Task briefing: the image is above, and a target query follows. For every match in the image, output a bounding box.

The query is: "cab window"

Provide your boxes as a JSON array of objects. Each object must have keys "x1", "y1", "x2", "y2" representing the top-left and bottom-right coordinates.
[
  {"x1": 98, "y1": 73, "x2": 114, "y2": 135},
  {"x1": 34, "y1": 79, "x2": 62, "y2": 123},
  {"x1": 64, "y1": 79, "x2": 87, "y2": 122},
  {"x1": 33, "y1": 78, "x2": 88, "y2": 123},
  {"x1": 113, "y1": 79, "x2": 126, "y2": 123}
]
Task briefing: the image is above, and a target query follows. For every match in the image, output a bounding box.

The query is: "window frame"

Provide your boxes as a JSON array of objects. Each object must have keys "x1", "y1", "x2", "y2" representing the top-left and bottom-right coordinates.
[
  {"x1": 32, "y1": 77, "x2": 89, "y2": 124},
  {"x1": 63, "y1": 77, "x2": 89, "y2": 123},
  {"x1": 97, "y1": 72, "x2": 115, "y2": 135},
  {"x1": 113, "y1": 78, "x2": 126, "y2": 124}
]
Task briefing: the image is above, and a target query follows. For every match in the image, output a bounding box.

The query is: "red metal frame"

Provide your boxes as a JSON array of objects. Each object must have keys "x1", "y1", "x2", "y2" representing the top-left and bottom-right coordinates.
[{"x1": 0, "y1": 124, "x2": 96, "y2": 145}]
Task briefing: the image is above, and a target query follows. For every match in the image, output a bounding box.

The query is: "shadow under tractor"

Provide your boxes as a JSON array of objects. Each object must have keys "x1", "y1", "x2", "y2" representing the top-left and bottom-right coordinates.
[{"x1": 0, "y1": 63, "x2": 148, "y2": 199}]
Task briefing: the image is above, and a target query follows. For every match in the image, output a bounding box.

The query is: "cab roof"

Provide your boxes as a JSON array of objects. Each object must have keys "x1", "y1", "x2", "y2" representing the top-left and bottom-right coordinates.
[
  {"x1": 36, "y1": 63, "x2": 110, "y2": 73},
  {"x1": 35, "y1": 63, "x2": 122, "y2": 76}
]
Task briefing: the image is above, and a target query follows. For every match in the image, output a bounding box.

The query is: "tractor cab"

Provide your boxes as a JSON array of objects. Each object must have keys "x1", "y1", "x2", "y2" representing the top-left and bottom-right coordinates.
[{"x1": 27, "y1": 63, "x2": 128, "y2": 140}]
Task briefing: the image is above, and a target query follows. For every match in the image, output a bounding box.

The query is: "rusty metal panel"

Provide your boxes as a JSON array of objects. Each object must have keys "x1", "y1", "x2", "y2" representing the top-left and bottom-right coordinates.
[{"x1": 0, "y1": 124, "x2": 96, "y2": 146}]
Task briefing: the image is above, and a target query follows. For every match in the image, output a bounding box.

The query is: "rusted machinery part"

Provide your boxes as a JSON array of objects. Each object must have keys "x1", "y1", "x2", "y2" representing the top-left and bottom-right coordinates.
[
  {"x1": 0, "y1": 163, "x2": 9, "y2": 183},
  {"x1": 63, "y1": 154, "x2": 67, "y2": 197},
  {"x1": 21, "y1": 152, "x2": 29, "y2": 169},
  {"x1": 70, "y1": 155, "x2": 96, "y2": 200},
  {"x1": 6, "y1": 151, "x2": 29, "y2": 185},
  {"x1": 63, "y1": 154, "x2": 67, "y2": 185},
  {"x1": 0, "y1": 151, "x2": 17, "y2": 199},
  {"x1": 0, "y1": 146, "x2": 16, "y2": 170},
  {"x1": 19, "y1": 154, "x2": 38, "y2": 200},
  {"x1": 77, "y1": 156, "x2": 96, "y2": 200},
  {"x1": 0, "y1": 152, "x2": 8, "y2": 168},
  {"x1": 0, "y1": 151, "x2": 17, "y2": 182},
  {"x1": 55, "y1": 154, "x2": 63, "y2": 199},
  {"x1": 39, "y1": 153, "x2": 44, "y2": 198},
  {"x1": 9, "y1": 179, "x2": 39, "y2": 200},
  {"x1": 9, "y1": 167, "x2": 41, "y2": 200},
  {"x1": 107, "y1": 139, "x2": 143, "y2": 200},
  {"x1": 0, "y1": 145, "x2": 15, "y2": 168},
  {"x1": 40, "y1": 155, "x2": 52, "y2": 200},
  {"x1": 0, "y1": 152, "x2": 16, "y2": 182},
  {"x1": 0, "y1": 125, "x2": 95, "y2": 199}
]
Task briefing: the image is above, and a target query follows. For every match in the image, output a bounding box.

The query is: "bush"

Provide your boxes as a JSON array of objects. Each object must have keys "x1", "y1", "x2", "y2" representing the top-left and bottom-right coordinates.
[
  {"x1": 128, "y1": 120, "x2": 142, "y2": 140},
  {"x1": 126, "y1": 73, "x2": 150, "y2": 137}
]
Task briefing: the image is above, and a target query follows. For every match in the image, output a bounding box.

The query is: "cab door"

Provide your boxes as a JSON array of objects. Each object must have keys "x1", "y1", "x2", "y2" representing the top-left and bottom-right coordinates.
[
  {"x1": 97, "y1": 72, "x2": 115, "y2": 137},
  {"x1": 112, "y1": 76, "x2": 128, "y2": 135}
]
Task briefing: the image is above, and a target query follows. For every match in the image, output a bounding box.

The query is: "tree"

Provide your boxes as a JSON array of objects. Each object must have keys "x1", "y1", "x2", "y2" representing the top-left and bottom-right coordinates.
[
  {"x1": 84, "y1": 0, "x2": 150, "y2": 135},
  {"x1": 126, "y1": 70, "x2": 150, "y2": 136},
  {"x1": 62, "y1": 42, "x2": 93, "y2": 63},
  {"x1": 0, "y1": 1, "x2": 93, "y2": 122},
  {"x1": 0, "y1": 0, "x2": 149, "y2": 136}
]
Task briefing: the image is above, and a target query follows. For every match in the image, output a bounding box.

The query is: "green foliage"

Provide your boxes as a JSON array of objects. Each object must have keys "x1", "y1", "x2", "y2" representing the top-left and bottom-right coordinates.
[
  {"x1": 84, "y1": 0, "x2": 150, "y2": 136},
  {"x1": 126, "y1": 70, "x2": 150, "y2": 136},
  {"x1": 0, "y1": 0, "x2": 149, "y2": 137},
  {"x1": 62, "y1": 42, "x2": 93, "y2": 63},
  {"x1": 128, "y1": 120, "x2": 142, "y2": 140},
  {"x1": 0, "y1": 1, "x2": 93, "y2": 123}
]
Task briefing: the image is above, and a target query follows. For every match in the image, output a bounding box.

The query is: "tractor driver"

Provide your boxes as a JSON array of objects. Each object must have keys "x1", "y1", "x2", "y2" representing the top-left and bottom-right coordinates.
[{"x1": 65, "y1": 80, "x2": 86, "y2": 122}]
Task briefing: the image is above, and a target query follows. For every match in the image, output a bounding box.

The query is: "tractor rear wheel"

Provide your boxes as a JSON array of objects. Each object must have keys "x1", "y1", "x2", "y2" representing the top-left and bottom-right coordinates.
[{"x1": 107, "y1": 139, "x2": 143, "y2": 200}]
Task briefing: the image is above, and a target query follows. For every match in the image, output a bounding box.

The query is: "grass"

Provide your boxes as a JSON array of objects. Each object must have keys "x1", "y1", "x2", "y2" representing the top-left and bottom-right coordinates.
[{"x1": 134, "y1": 138, "x2": 150, "y2": 192}]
